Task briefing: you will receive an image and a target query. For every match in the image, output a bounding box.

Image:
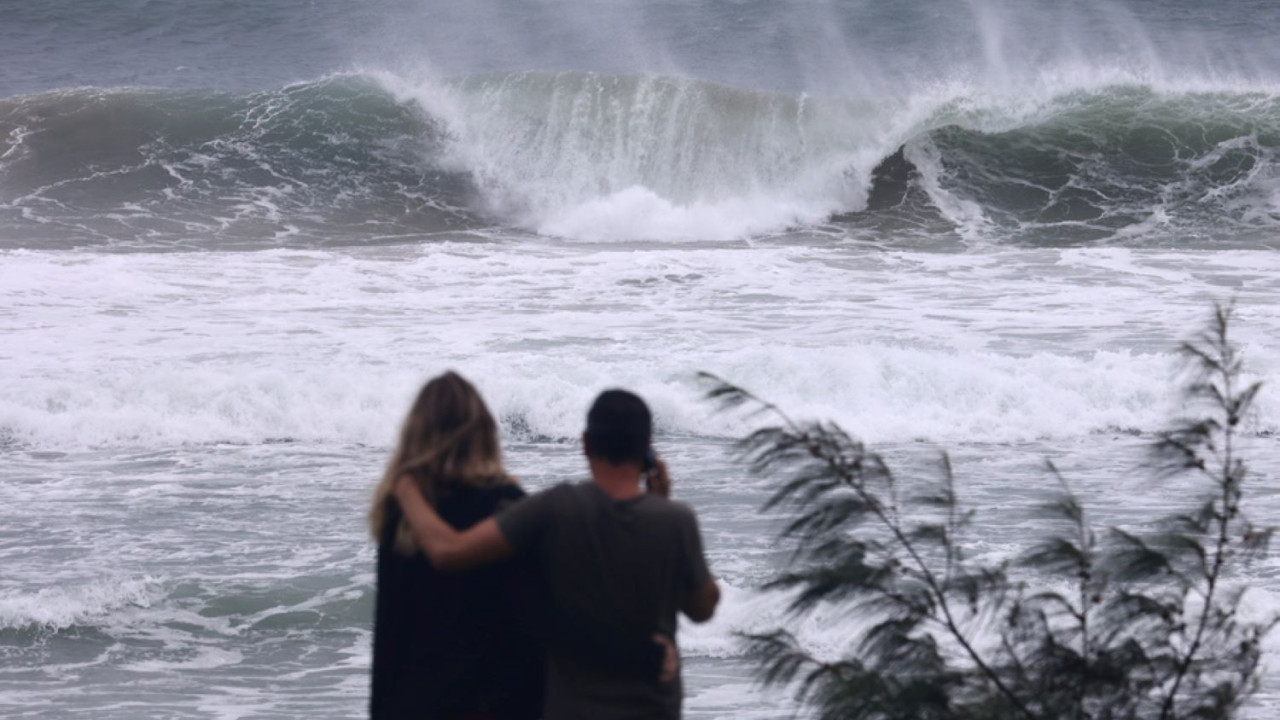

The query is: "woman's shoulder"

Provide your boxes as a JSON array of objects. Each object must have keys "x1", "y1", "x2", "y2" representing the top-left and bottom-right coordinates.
[
  {"x1": 376, "y1": 499, "x2": 403, "y2": 548},
  {"x1": 491, "y1": 480, "x2": 527, "y2": 500},
  {"x1": 477, "y1": 480, "x2": 527, "y2": 510},
  {"x1": 438, "y1": 478, "x2": 526, "y2": 524}
]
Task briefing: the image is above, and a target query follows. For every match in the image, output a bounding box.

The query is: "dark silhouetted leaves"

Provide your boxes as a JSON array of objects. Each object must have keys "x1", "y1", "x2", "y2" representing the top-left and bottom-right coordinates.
[{"x1": 711, "y1": 304, "x2": 1273, "y2": 720}]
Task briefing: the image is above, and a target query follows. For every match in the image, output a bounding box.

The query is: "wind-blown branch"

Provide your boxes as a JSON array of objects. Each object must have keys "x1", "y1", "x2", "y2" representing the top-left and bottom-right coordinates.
[{"x1": 705, "y1": 301, "x2": 1273, "y2": 720}]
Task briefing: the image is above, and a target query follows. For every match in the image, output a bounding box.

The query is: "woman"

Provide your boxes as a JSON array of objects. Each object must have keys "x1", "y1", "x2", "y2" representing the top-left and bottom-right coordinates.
[{"x1": 369, "y1": 371, "x2": 543, "y2": 720}]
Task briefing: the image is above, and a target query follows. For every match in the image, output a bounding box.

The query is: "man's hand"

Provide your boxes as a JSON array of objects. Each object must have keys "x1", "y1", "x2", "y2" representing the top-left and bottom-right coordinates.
[
  {"x1": 645, "y1": 456, "x2": 671, "y2": 499},
  {"x1": 682, "y1": 578, "x2": 720, "y2": 623},
  {"x1": 392, "y1": 473, "x2": 421, "y2": 506},
  {"x1": 652, "y1": 634, "x2": 679, "y2": 683}
]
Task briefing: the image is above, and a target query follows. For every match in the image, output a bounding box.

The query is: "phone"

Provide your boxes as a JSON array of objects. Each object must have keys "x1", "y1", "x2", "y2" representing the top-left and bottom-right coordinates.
[{"x1": 643, "y1": 447, "x2": 657, "y2": 472}]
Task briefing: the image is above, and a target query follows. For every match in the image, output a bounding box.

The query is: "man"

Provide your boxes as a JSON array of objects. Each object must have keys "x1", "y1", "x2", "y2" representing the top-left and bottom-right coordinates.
[{"x1": 392, "y1": 389, "x2": 720, "y2": 719}]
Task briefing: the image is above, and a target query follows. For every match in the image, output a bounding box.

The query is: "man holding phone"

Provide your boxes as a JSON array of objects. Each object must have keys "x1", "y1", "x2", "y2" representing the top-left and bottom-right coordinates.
[{"x1": 393, "y1": 389, "x2": 720, "y2": 720}]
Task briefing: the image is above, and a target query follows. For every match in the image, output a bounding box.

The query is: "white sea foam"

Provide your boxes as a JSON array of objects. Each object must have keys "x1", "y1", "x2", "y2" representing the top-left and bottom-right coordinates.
[
  {"x1": 124, "y1": 647, "x2": 245, "y2": 672},
  {"x1": 0, "y1": 576, "x2": 165, "y2": 630},
  {"x1": 536, "y1": 186, "x2": 831, "y2": 243},
  {"x1": 2, "y1": 246, "x2": 1276, "y2": 450},
  {"x1": 0, "y1": 338, "x2": 1189, "y2": 449}
]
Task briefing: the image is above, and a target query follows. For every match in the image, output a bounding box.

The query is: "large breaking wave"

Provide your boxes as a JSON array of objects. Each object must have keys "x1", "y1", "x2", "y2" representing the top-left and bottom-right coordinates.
[{"x1": 2, "y1": 72, "x2": 1280, "y2": 248}]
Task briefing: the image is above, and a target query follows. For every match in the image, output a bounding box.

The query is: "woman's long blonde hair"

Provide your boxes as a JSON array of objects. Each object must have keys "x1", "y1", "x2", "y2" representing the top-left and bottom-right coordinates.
[{"x1": 369, "y1": 371, "x2": 514, "y2": 555}]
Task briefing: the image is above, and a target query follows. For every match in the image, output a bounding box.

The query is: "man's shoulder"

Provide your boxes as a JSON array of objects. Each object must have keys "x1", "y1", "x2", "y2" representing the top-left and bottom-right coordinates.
[
  {"x1": 639, "y1": 494, "x2": 699, "y2": 525},
  {"x1": 543, "y1": 480, "x2": 588, "y2": 500},
  {"x1": 515, "y1": 481, "x2": 587, "y2": 514},
  {"x1": 533, "y1": 482, "x2": 699, "y2": 525},
  {"x1": 645, "y1": 493, "x2": 692, "y2": 512},
  {"x1": 495, "y1": 481, "x2": 580, "y2": 550}
]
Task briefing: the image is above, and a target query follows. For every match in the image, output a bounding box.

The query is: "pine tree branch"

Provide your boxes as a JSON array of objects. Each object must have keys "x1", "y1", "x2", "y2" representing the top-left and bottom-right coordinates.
[
  {"x1": 705, "y1": 301, "x2": 1271, "y2": 720},
  {"x1": 1159, "y1": 304, "x2": 1249, "y2": 720},
  {"x1": 703, "y1": 372, "x2": 1040, "y2": 720}
]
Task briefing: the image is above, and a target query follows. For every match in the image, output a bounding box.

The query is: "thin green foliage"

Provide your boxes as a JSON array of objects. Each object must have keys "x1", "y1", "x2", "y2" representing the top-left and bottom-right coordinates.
[{"x1": 704, "y1": 303, "x2": 1275, "y2": 720}]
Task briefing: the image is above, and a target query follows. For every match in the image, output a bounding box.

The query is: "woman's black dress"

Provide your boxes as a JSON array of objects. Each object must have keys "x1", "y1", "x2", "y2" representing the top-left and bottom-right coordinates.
[{"x1": 371, "y1": 483, "x2": 544, "y2": 720}]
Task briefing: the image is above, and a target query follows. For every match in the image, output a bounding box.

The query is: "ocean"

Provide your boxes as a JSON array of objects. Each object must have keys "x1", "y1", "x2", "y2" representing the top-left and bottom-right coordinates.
[{"x1": 2, "y1": 1, "x2": 1279, "y2": 717}]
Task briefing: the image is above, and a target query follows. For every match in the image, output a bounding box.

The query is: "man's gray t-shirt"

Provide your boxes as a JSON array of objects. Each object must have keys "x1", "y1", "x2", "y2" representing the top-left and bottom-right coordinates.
[{"x1": 496, "y1": 481, "x2": 713, "y2": 720}]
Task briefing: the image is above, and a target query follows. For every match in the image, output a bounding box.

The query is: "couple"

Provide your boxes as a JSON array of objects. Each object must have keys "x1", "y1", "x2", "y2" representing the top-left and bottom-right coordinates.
[{"x1": 369, "y1": 372, "x2": 720, "y2": 720}]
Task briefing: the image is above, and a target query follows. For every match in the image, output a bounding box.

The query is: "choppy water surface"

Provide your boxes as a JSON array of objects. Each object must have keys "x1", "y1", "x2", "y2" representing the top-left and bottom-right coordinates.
[{"x1": 3, "y1": 1, "x2": 1280, "y2": 717}]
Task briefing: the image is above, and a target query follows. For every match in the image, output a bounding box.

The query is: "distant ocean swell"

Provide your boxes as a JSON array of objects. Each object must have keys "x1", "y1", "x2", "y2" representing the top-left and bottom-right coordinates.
[{"x1": 2, "y1": 71, "x2": 1280, "y2": 248}]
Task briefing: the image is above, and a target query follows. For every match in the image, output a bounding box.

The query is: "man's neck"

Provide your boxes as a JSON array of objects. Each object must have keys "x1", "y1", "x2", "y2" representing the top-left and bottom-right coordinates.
[{"x1": 588, "y1": 459, "x2": 645, "y2": 500}]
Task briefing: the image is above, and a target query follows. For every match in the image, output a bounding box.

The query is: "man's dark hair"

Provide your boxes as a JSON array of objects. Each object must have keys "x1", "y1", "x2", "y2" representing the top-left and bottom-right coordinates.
[{"x1": 584, "y1": 390, "x2": 652, "y2": 466}]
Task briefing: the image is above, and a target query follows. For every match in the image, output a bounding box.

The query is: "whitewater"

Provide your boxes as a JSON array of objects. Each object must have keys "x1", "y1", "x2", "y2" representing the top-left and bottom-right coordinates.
[{"x1": 3, "y1": 1, "x2": 1280, "y2": 718}]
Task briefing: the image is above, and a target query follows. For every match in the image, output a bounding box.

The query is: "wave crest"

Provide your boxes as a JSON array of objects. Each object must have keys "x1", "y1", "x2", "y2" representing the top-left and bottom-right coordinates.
[
  {"x1": 0, "y1": 576, "x2": 164, "y2": 631},
  {"x1": 3, "y1": 73, "x2": 1280, "y2": 247}
]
